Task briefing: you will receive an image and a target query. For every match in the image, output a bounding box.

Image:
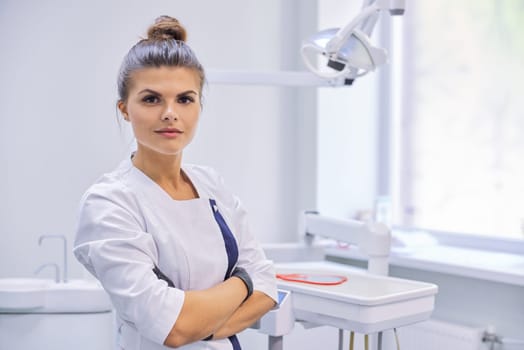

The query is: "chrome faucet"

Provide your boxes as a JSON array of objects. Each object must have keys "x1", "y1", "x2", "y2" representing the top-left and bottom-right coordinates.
[
  {"x1": 34, "y1": 263, "x2": 60, "y2": 283},
  {"x1": 38, "y1": 234, "x2": 68, "y2": 283}
]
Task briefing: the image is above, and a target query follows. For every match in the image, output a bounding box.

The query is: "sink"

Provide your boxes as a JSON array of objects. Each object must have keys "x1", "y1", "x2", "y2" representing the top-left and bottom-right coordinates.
[
  {"x1": 0, "y1": 278, "x2": 114, "y2": 350},
  {"x1": 44, "y1": 279, "x2": 112, "y2": 313},
  {"x1": 0, "y1": 278, "x2": 52, "y2": 311},
  {"x1": 0, "y1": 278, "x2": 111, "y2": 313}
]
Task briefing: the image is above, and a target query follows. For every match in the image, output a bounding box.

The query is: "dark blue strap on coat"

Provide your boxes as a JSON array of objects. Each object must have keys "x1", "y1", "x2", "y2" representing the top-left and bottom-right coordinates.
[
  {"x1": 209, "y1": 199, "x2": 241, "y2": 350},
  {"x1": 209, "y1": 199, "x2": 239, "y2": 280}
]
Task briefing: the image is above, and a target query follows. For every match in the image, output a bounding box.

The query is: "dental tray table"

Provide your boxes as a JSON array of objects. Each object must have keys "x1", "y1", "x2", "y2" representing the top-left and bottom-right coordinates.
[
  {"x1": 274, "y1": 261, "x2": 438, "y2": 334},
  {"x1": 255, "y1": 213, "x2": 439, "y2": 350}
]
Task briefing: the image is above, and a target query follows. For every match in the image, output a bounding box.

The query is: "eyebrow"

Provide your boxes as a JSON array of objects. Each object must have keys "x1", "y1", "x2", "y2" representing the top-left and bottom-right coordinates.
[{"x1": 138, "y1": 88, "x2": 198, "y2": 97}]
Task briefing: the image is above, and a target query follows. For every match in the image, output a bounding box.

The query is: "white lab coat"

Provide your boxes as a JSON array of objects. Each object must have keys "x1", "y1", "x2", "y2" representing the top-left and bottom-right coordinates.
[{"x1": 73, "y1": 158, "x2": 278, "y2": 350}]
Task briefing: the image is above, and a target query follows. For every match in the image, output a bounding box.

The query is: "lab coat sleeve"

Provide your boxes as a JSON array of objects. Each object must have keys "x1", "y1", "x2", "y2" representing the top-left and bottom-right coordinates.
[
  {"x1": 231, "y1": 196, "x2": 278, "y2": 304},
  {"x1": 73, "y1": 184, "x2": 185, "y2": 345}
]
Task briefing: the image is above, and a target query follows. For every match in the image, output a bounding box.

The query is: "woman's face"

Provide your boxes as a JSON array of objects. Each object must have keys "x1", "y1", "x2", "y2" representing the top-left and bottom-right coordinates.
[{"x1": 118, "y1": 66, "x2": 201, "y2": 159}]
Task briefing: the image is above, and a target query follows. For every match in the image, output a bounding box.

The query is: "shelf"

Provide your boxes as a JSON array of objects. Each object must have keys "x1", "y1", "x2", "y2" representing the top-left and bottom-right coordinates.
[{"x1": 206, "y1": 69, "x2": 347, "y2": 87}]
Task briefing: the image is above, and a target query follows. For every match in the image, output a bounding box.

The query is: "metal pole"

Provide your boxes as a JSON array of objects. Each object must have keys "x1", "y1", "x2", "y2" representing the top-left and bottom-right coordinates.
[{"x1": 338, "y1": 329, "x2": 345, "y2": 350}]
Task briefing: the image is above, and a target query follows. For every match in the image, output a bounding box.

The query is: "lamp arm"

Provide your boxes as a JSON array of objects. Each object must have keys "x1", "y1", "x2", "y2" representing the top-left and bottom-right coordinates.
[
  {"x1": 360, "y1": 10, "x2": 380, "y2": 36},
  {"x1": 325, "y1": 3, "x2": 380, "y2": 54}
]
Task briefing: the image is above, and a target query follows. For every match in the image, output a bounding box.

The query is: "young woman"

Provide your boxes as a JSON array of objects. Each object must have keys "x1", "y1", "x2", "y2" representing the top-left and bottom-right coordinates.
[{"x1": 73, "y1": 16, "x2": 277, "y2": 350}]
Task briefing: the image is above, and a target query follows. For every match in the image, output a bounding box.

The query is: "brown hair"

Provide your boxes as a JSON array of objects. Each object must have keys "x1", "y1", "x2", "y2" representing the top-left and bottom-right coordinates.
[{"x1": 117, "y1": 16, "x2": 205, "y2": 103}]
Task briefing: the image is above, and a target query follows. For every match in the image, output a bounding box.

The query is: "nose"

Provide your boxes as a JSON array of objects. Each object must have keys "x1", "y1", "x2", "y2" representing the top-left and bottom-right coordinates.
[{"x1": 162, "y1": 103, "x2": 178, "y2": 121}]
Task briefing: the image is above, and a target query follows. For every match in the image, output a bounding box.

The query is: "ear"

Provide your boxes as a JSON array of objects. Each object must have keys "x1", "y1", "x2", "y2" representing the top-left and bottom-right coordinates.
[{"x1": 117, "y1": 100, "x2": 129, "y2": 121}]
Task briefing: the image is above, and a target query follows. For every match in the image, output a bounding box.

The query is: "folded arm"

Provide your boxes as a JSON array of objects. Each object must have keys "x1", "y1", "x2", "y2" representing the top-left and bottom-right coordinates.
[
  {"x1": 163, "y1": 276, "x2": 250, "y2": 348},
  {"x1": 209, "y1": 291, "x2": 277, "y2": 341}
]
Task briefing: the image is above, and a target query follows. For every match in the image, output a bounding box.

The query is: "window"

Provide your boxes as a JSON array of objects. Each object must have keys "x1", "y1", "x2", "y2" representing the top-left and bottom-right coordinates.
[{"x1": 392, "y1": 1, "x2": 524, "y2": 239}]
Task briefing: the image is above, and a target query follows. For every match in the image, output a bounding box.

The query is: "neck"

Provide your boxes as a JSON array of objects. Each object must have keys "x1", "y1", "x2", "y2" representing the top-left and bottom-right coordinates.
[
  {"x1": 132, "y1": 149, "x2": 184, "y2": 188},
  {"x1": 131, "y1": 147, "x2": 198, "y2": 200}
]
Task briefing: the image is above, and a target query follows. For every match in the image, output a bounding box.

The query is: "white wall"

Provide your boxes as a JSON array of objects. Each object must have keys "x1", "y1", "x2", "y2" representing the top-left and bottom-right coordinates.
[{"x1": 0, "y1": 0, "x2": 318, "y2": 279}]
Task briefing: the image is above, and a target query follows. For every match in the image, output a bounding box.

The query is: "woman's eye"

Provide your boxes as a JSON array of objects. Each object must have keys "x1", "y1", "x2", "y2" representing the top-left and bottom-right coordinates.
[
  {"x1": 178, "y1": 96, "x2": 195, "y2": 104},
  {"x1": 142, "y1": 95, "x2": 160, "y2": 104}
]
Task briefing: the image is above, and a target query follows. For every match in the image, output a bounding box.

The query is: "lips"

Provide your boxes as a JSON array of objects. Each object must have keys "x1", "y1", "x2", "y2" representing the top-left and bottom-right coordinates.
[{"x1": 155, "y1": 128, "x2": 183, "y2": 138}]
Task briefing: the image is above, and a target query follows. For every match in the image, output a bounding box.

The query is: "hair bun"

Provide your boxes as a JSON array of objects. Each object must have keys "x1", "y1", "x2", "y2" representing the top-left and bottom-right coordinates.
[{"x1": 147, "y1": 16, "x2": 187, "y2": 42}]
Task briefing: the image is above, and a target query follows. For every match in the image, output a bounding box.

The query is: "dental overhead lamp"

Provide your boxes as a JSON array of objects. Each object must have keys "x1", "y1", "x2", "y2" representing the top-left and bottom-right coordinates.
[
  {"x1": 301, "y1": 0, "x2": 405, "y2": 85},
  {"x1": 207, "y1": 0, "x2": 404, "y2": 87}
]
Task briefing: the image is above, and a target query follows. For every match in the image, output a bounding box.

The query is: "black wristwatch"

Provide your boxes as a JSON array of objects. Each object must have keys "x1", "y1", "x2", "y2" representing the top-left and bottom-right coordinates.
[{"x1": 231, "y1": 266, "x2": 253, "y2": 301}]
